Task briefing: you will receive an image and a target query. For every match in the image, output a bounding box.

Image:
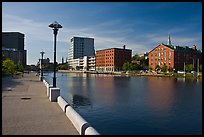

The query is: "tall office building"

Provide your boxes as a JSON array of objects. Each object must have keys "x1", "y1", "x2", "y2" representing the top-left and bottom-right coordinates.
[
  {"x1": 2, "y1": 32, "x2": 27, "y2": 66},
  {"x1": 67, "y1": 36, "x2": 95, "y2": 69}
]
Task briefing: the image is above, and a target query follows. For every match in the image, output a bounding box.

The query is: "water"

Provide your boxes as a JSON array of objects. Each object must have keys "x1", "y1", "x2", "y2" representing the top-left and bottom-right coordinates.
[{"x1": 44, "y1": 72, "x2": 202, "y2": 135}]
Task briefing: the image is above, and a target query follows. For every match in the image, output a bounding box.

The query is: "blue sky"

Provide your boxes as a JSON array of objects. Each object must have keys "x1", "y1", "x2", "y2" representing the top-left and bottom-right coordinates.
[{"x1": 2, "y1": 2, "x2": 202, "y2": 65}]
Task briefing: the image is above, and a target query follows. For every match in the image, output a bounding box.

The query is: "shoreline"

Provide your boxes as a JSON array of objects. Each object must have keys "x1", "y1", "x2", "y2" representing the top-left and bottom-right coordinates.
[{"x1": 57, "y1": 70, "x2": 202, "y2": 79}]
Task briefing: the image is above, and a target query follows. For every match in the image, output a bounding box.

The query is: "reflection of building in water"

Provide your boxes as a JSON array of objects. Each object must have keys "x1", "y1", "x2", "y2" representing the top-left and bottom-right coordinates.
[
  {"x1": 146, "y1": 77, "x2": 175, "y2": 114},
  {"x1": 72, "y1": 94, "x2": 92, "y2": 107},
  {"x1": 94, "y1": 76, "x2": 117, "y2": 107},
  {"x1": 176, "y1": 77, "x2": 185, "y2": 82}
]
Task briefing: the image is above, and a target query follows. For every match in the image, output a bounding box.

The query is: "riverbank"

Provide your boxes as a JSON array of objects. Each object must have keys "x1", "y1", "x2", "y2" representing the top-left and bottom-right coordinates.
[{"x1": 58, "y1": 70, "x2": 202, "y2": 79}]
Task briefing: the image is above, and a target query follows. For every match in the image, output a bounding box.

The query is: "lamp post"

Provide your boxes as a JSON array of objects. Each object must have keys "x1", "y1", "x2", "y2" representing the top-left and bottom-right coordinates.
[
  {"x1": 40, "y1": 51, "x2": 45, "y2": 81},
  {"x1": 49, "y1": 21, "x2": 62, "y2": 87}
]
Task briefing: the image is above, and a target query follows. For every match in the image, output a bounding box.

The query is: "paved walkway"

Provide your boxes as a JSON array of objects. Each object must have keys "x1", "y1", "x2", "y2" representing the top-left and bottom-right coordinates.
[{"x1": 2, "y1": 72, "x2": 79, "y2": 135}]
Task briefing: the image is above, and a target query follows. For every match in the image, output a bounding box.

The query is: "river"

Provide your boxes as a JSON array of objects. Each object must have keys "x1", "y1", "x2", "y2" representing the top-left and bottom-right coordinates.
[{"x1": 43, "y1": 72, "x2": 202, "y2": 135}]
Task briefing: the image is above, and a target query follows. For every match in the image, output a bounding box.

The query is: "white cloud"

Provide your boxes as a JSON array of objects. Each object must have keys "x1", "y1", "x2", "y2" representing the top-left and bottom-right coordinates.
[{"x1": 2, "y1": 13, "x2": 202, "y2": 64}]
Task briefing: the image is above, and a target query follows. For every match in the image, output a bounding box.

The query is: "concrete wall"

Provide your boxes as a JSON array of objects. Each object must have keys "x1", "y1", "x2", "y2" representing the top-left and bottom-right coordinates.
[{"x1": 42, "y1": 78, "x2": 100, "y2": 135}]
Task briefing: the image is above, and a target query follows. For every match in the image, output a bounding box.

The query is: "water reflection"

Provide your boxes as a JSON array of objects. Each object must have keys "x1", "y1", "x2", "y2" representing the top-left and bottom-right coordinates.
[
  {"x1": 66, "y1": 73, "x2": 94, "y2": 106},
  {"x1": 43, "y1": 72, "x2": 202, "y2": 135},
  {"x1": 72, "y1": 94, "x2": 92, "y2": 108},
  {"x1": 94, "y1": 75, "x2": 116, "y2": 107},
  {"x1": 146, "y1": 77, "x2": 175, "y2": 114},
  {"x1": 176, "y1": 77, "x2": 201, "y2": 84},
  {"x1": 176, "y1": 77, "x2": 186, "y2": 83}
]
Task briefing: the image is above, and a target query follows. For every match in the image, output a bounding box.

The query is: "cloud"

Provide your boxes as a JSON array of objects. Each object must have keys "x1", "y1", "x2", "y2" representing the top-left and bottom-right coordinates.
[
  {"x1": 2, "y1": 13, "x2": 202, "y2": 64},
  {"x1": 1, "y1": 13, "x2": 163, "y2": 60}
]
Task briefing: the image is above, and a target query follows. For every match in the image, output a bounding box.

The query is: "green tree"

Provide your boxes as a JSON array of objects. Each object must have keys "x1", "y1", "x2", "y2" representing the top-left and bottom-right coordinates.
[
  {"x1": 57, "y1": 63, "x2": 68, "y2": 70},
  {"x1": 129, "y1": 63, "x2": 136, "y2": 71},
  {"x1": 168, "y1": 66, "x2": 173, "y2": 72},
  {"x1": 199, "y1": 64, "x2": 202, "y2": 72},
  {"x1": 148, "y1": 66, "x2": 152, "y2": 71},
  {"x1": 185, "y1": 64, "x2": 194, "y2": 73},
  {"x1": 2, "y1": 59, "x2": 15, "y2": 75},
  {"x1": 15, "y1": 62, "x2": 24, "y2": 72},
  {"x1": 122, "y1": 62, "x2": 129, "y2": 71},
  {"x1": 162, "y1": 65, "x2": 168, "y2": 73}
]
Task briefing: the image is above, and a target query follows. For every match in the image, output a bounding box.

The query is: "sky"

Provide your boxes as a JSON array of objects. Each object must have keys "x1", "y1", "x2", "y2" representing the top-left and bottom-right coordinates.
[{"x1": 2, "y1": 2, "x2": 202, "y2": 65}]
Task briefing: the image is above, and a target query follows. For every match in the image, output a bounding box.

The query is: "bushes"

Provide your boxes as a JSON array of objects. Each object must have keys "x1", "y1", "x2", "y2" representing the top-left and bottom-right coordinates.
[
  {"x1": 2, "y1": 59, "x2": 15, "y2": 75},
  {"x1": 2, "y1": 59, "x2": 24, "y2": 75}
]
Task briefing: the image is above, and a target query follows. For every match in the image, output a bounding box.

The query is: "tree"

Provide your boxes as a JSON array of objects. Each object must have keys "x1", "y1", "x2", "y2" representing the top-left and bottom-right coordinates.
[
  {"x1": 199, "y1": 64, "x2": 202, "y2": 72},
  {"x1": 122, "y1": 62, "x2": 129, "y2": 71},
  {"x1": 2, "y1": 59, "x2": 15, "y2": 75},
  {"x1": 162, "y1": 65, "x2": 168, "y2": 73},
  {"x1": 148, "y1": 66, "x2": 152, "y2": 71},
  {"x1": 185, "y1": 64, "x2": 194, "y2": 73},
  {"x1": 15, "y1": 62, "x2": 24, "y2": 72},
  {"x1": 168, "y1": 66, "x2": 173, "y2": 72},
  {"x1": 129, "y1": 63, "x2": 136, "y2": 71},
  {"x1": 57, "y1": 63, "x2": 68, "y2": 70}
]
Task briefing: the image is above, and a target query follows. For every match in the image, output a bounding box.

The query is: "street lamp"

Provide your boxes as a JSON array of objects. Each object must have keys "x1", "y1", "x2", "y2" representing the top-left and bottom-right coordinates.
[
  {"x1": 49, "y1": 21, "x2": 62, "y2": 87},
  {"x1": 40, "y1": 51, "x2": 45, "y2": 81}
]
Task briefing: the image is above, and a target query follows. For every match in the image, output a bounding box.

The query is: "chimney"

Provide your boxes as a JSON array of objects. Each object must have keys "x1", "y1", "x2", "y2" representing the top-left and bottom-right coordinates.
[{"x1": 123, "y1": 45, "x2": 126, "y2": 49}]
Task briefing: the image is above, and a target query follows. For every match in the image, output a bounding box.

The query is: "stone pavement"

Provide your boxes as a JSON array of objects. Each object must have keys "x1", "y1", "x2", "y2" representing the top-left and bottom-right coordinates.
[{"x1": 2, "y1": 72, "x2": 79, "y2": 135}]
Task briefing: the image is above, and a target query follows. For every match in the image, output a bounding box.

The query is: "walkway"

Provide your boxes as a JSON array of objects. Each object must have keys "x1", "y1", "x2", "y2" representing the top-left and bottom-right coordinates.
[{"x1": 2, "y1": 72, "x2": 79, "y2": 135}]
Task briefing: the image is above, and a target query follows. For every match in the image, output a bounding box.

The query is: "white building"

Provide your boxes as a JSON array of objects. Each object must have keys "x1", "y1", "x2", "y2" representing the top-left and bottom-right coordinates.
[
  {"x1": 68, "y1": 36, "x2": 95, "y2": 69},
  {"x1": 79, "y1": 56, "x2": 96, "y2": 71},
  {"x1": 68, "y1": 58, "x2": 80, "y2": 70}
]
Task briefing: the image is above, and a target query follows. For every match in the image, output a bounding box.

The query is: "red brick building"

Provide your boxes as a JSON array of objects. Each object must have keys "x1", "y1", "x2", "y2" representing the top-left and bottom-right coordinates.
[
  {"x1": 96, "y1": 46, "x2": 132, "y2": 72},
  {"x1": 148, "y1": 44, "x2": 202, "y2": 72}
]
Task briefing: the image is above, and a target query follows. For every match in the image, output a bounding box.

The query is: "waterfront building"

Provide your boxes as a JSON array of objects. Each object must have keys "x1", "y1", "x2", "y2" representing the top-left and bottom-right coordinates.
[
  {"x1": 79, "y1": 56, "x2": 96, "y2": 71},
  {"x1": 68, "y1": 58, "x2": 80, "y2": 70},
  {"x1": 148, "y1": 35, "x2": 202, "y2": 71},
  {"x1": 2, "y1": 32, "x2": 27, "y2": 66},
  {"x1": 67, "y1": 36, "x2": 95, "y2": 69},
  {"x1": 96, "y1": 45, "x2": 132, "y2": 72}
]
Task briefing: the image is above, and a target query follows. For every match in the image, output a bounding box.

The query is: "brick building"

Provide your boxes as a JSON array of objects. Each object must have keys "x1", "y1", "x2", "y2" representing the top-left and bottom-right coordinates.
[
  {"x1": 148, "y1": 43, "x2": 202, "y2": 72},
  {"x1": 96, "y1": 45, "x2": 132, "y2": 72}
]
